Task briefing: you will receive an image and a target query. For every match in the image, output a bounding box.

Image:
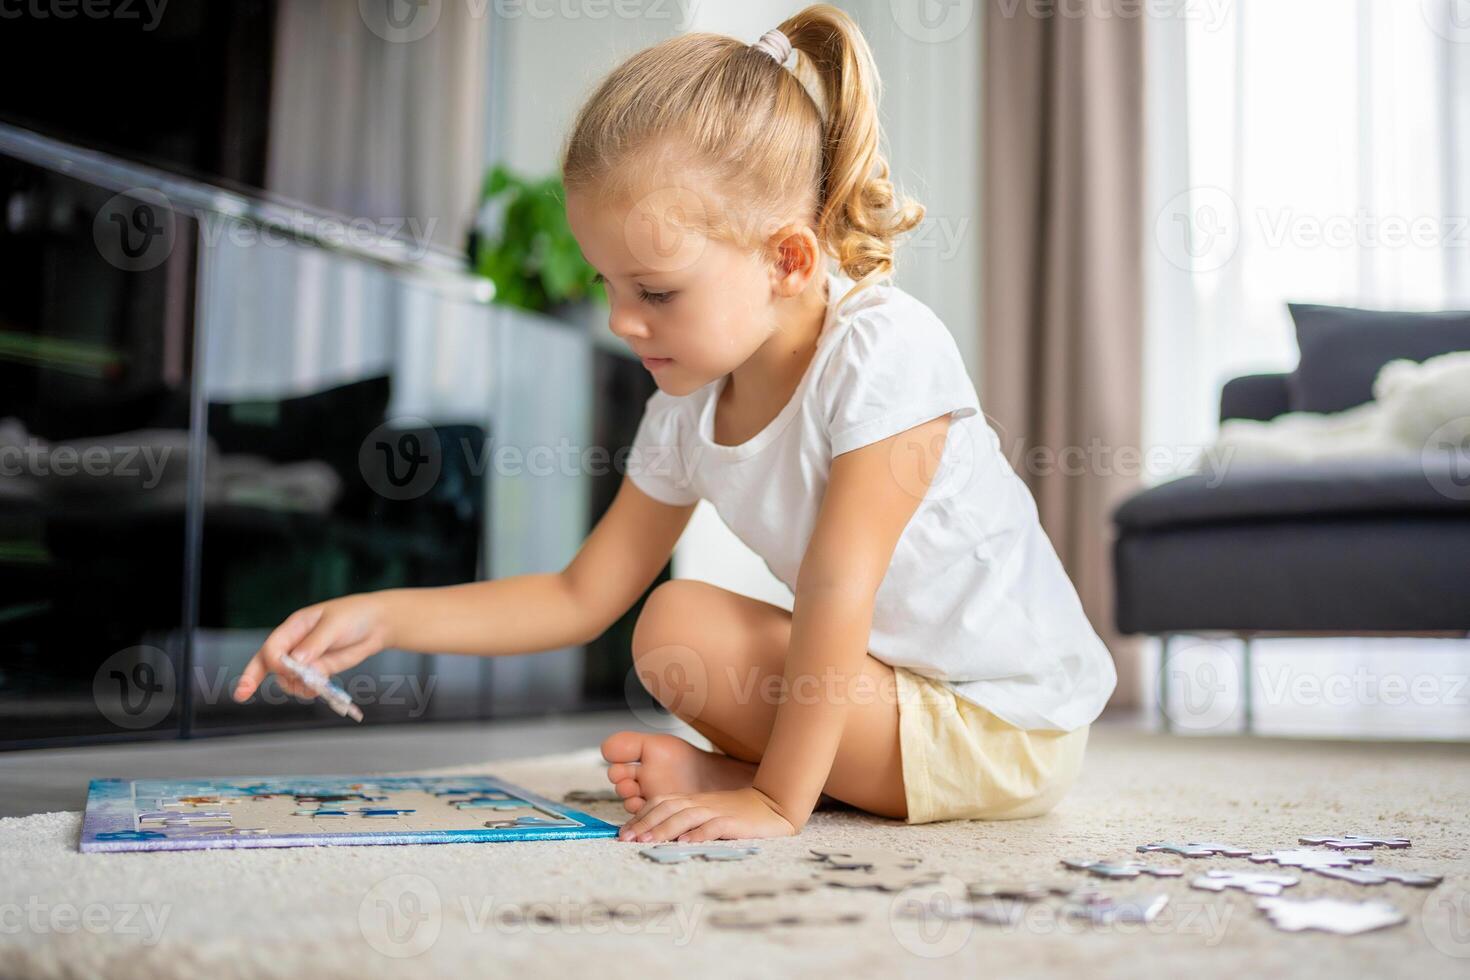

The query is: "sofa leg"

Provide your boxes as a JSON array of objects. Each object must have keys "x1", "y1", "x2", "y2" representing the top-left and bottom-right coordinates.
[
  {"x1": 1239, "y1": 633, "x2": 1254, "y2": 734},
  {"x1": 1157, "y1": 633, "x2": 1173, "y2": 733}
]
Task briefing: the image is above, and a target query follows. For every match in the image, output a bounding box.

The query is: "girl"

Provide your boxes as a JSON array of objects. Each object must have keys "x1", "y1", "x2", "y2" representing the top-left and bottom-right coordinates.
[{"x1": 233, "y1": 5, "x2": 1116, "y2": 845}]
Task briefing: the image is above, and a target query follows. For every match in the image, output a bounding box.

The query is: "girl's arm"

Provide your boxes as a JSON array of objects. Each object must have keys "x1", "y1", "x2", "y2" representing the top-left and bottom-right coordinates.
[
  {"x1": 750, "y1": 414, "x2": 952, "y2": 829},
  {"x1": 233, "y1": 475, "x2": 695, "y2": 700}
]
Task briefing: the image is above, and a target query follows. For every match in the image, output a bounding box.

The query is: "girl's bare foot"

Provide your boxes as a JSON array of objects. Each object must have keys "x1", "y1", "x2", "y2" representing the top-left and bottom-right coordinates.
[{"x1": 600, "y1": 731, "x2": 757, "y2": 814}]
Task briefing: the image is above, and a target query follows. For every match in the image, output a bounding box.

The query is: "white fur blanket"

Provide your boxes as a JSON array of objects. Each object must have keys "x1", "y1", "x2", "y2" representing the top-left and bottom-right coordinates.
[{"x1": 1211, "y1": 349, "x2": 1470, "y2": 464}]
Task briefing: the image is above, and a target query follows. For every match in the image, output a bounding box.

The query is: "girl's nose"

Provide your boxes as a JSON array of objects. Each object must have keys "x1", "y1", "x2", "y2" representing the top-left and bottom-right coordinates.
[{"x1": 607, "y1": 305, "x2": 649, "y2": 342}]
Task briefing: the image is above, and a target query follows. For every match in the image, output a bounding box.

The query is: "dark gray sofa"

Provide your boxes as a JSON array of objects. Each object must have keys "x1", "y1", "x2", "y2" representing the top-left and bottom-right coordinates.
[{"x1": 1111, "y1": 305, "x2": 1470, "y2": 731}]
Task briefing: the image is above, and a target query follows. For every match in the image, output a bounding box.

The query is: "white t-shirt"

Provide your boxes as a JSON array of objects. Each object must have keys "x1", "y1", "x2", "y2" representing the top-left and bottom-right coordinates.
[{"x1": 625, "y1": 269, "x2": 1117, "y2": 732}]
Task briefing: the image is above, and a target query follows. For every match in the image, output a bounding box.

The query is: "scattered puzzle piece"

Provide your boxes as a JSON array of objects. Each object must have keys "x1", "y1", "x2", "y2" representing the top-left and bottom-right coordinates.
[
  {"x1": 1304, "y1": 866, "x2": 1443, "y2": 887},
  {"x1": 563, "y1": 789, "x2": 623, "y2": 804},
  {"x1": 709, "y1": 907, "x2": 864, "y2": 930},
  {"x1": 1063, "y1": 893, "x2": 1170, "y2": 925},
  {"x1": 640, "y1": 844, "x2": 760, "y2": 864},
  {"x1": 503, "y1": 899, "x2": 676, "y2": 926},
  {"x1": 1190, "y1": 870, "x2": 1299, "y2": 897},
  {"x1": 967, "y1": 880, "x2": 1079, "y2": 901},
  {"x1": 1061, "y1": 859, "x2": 1184, "y2": 880},
  {"x1": 814, "y1": 868, "x2": 942, "y2": 892},
  {"x1": 1256, "y1": 897, "x2": 1406, "y2": 935},
  {"x1": 809, "y1": 846, "x2": 921, "y2": 872},
  {"x1": 1137, "y1": 841, "x2": 1253, "y2": 858},
  {"x1": 896, "y1": 892, "x2": 1028, "y2": 925},
  {"x1": 1248, "y1": 849, "x2": 1375, "y2": 869},
  {"x1": 703, "y1": 876, "x2": 818, "y2": 902},
  {"x1": 1297, "y1": 835, "x2": 1410, "y2": 851}
]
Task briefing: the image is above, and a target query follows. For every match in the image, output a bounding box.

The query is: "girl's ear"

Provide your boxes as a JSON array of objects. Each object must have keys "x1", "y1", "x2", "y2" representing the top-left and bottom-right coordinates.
[{"x1": 770, "y1": 224, "x2": 821, "y2": 296}]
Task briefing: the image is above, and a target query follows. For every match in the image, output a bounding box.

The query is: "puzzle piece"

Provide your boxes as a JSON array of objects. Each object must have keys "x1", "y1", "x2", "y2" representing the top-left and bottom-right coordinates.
[
  {"x1": 1304, "y1": 865, "x2": 1443, "y2": 887},
  {"x1": 1137, "y1": 841, "x2": 1253, "y2": 858},
  {"x1": 1190, "y1": 870, "x2": 1299, "y2": 897},
  {"x1": 1060, "y1": 859, "x2": 1184, "y2": 880},
  {"x1": 640, "y1": 844, "x2": 760, "y2": 864},
  {"x1": 896, "y1": 892, "x2": 1028, "y2": 925},
  {"x1": 484, "y1": 815, "x2": 573, "y2": 830},
  {"x1": 1248, "y1": 849, "x2": 1375, "y2": 869},
  {"x1": 563, "y1": 789, "x2": 622, "y2": 804},
  {"x1": 703, "y1": 876, "x2": 819, "y2": 901},
  {"x1": 1256, "y1": 897, "x2": 1406, "y2": 935},
  {"x1": 709, "y1": 906, "x2": 864, "y2": 930},
  {"x1": 809, "y1": 846, "x2": 921, "y2": 872},
  {"x1": 967, "y1": 880, "x2": 1080, "y2": 901},
  {"x1": 503, "y1": 899, "x2": 676, "y2": 926},
  {"x1": 1297, "y1": 835, "x2": 1411, "y2": 851},
  {"x1": 1063, "y1": 893, "x2": 1170, "y2": 925},
  {"x1": 815, "y1": 868, "x2": 943, "y2": 892},
  {"x1": 454, "y1": 797, "x2": 537, "y2": 810}
]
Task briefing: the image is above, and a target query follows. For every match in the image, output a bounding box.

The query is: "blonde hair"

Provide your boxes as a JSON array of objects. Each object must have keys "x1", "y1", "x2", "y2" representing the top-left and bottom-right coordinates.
[{"x1": 560, "y1": 4, "x2": 924, "y2": 306}]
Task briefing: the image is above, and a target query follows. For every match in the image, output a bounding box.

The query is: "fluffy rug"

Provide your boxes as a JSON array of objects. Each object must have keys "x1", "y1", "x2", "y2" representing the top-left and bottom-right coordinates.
[{"x1": 2, "y1": 728, "x2": 1467, "y2": 979}]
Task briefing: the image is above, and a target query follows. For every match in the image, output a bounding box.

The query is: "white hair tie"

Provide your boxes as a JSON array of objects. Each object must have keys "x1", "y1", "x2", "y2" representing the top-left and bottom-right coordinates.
[{"x1": 752, "y1": 28, "x2": 792, "y2": 67}]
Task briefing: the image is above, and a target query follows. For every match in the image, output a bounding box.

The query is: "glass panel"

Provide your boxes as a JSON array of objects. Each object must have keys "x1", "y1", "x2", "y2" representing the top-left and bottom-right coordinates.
[
  {"x1": 188, "y1": 225, "x2": 496, "y2": 732},
  {"x1": 0, "y1": 160, "x2": 195, "y2": 746}
]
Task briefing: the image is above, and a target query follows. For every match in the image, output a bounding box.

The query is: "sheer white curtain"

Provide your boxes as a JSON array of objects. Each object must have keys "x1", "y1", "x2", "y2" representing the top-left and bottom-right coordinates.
[{"x1": 1145, "y1": 0, "x2": 1470, "y2": 463}]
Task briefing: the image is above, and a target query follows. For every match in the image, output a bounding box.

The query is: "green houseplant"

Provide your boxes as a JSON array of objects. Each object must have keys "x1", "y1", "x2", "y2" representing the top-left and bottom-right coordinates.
[{"x1": 468, "y1": 164, "x2": 605, "y2": 314}]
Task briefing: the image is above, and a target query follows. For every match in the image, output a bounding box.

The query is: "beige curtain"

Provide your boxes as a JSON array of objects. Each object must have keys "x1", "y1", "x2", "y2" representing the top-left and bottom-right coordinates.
[
  {"x1": 981, "y1": 5, "x2": 1146, "y2": 710},
  {"x1": 266, "y1": 0, "x2": 488, "y2": 250}
]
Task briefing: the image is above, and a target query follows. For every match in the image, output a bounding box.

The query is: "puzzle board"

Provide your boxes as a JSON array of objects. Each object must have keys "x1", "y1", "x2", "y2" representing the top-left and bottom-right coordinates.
[{"x1": 79, "y1": 774, "x2": 619, "y2": 853}]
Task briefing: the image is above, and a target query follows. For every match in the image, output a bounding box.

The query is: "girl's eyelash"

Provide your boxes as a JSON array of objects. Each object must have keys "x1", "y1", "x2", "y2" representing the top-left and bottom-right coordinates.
[{"x1": 593, "y1": 272, "x2": 673, "y2": 305}]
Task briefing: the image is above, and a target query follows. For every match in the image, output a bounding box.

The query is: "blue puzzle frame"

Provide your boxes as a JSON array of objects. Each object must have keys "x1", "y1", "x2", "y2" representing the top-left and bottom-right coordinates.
[{"x1": 79, "y1": 774, "x2": 619, "y2": 853}]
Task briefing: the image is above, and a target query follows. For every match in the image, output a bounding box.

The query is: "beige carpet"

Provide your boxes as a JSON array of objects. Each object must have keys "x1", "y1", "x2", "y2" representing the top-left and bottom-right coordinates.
[{"x1": 2, "y1": 727, "x2": 1468, "y2": 979}]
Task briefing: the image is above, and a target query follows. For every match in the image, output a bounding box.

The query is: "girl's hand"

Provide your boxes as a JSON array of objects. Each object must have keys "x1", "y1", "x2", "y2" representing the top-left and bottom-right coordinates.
[
  {"x1": 615, "y1": 787, "x2": 797, "y2": 844},
  {"x1": 233, "y1": 594, "x2": 393, "y2": 703}
]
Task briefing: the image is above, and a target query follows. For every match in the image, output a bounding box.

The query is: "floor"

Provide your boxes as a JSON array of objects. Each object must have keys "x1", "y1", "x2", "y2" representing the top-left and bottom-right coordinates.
[{"x1": 3, "y1": 725, "x2": 1467, "y2": 979}]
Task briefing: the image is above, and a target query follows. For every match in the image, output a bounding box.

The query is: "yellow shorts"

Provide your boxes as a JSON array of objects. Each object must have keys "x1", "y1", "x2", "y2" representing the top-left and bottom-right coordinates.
[{"x1": 893, "y1": 667, "x2": 1090, "y2": 824}]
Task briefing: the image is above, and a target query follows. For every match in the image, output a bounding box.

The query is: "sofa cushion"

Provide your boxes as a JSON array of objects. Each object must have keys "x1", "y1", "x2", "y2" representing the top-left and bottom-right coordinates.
[
  {"x1": 1113, "y1": 515, "x2": 1470, "y2": 633},
  {"x1": 1114, "y1": 458, "x2": 1468, "y2": 531},
  {"x1": 1288, "y1": 303, "x2": 1470, "y2": 413}
]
